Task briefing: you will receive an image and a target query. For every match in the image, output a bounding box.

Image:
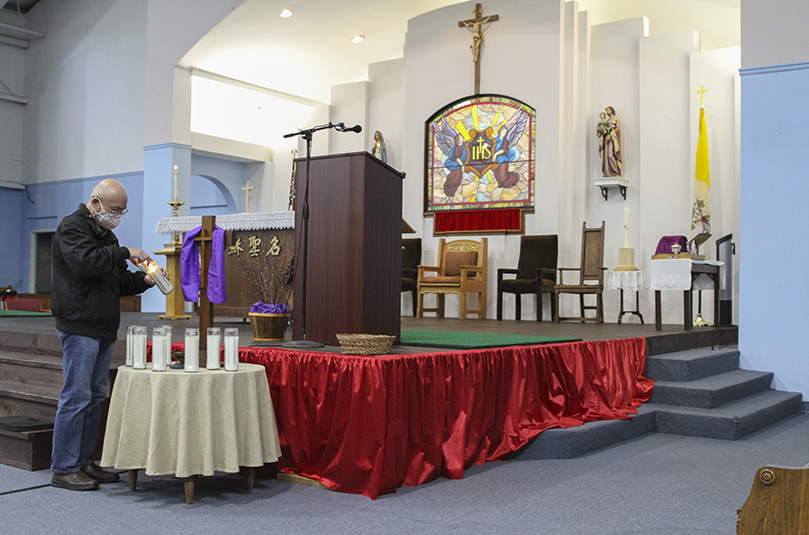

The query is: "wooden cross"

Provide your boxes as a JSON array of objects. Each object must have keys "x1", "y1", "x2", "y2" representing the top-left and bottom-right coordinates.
[
  {"x1": 242, "y1": 181, "x2": 255, "y2": 213},
  {"x1": 458, "y1": 3, "x2": 499, "y2": 94},
  {"x1": 195, "y1": 215, "x2": 216, "y2": 350},
  {"x1": 697, "y1": 85, "x2": 708, "y2": 109}
]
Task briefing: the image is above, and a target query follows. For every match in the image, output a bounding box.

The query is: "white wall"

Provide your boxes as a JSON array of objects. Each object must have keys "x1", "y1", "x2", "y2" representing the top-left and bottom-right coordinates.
[
  {"x1": 368, "y1": 59, "x2": 405, "y2": 172},
  {"x1": 24, "y1": 0, "x2": 147, "y2": 182},
  {"x1": 328, "y1": 81, "x2": 369, "y2": 155},
  {"x1": 741, "y1": 0, "x2": 809, "y2": 69},
  {"x1": 398, "y1": 0, "x2": 562, "y2": 319},
  {"x1": 0, "y1": 12, "x2": 24, "y2": 187},
  {"x1": 689, "y1": 47, "x2": 741, "y2": 324},
  {"x1": 637, "y1": 30, "x2": 698, "y2": 321},
  {"x1": 589, "y1": 18, "x2": 646, "y2": 321}
]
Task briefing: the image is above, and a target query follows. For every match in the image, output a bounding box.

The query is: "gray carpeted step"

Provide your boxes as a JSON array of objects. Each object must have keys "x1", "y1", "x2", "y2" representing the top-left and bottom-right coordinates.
[
  {"x1": 650, "y1": 369, "x2": 773, "y2": 408},
  {"x1": 645, "y1": 346, "x2": 739, "y2": 382},
  {"x1": 510, "y1": 405, "x2": 656, "y2": 460},
  {"x1": 651, "y1": 389, "x2": 802, "y2": 440}
]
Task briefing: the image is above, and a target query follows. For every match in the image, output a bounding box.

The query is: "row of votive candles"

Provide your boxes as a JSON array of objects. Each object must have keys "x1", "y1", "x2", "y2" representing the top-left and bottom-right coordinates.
[{"x1": 125, "y1": 326, "x2": 239, "y2": 372}]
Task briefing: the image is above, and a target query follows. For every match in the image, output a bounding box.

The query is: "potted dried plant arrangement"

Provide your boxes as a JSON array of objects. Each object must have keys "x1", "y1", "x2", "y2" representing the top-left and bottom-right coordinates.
[{"x1": 235, "y1": 232, "x2": 294, "y2": 341}]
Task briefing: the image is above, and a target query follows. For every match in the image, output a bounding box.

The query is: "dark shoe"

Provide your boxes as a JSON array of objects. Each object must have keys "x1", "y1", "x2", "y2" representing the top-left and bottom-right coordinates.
[
  {"x1": 81, "y1": 463, "x2": 120, "y2": 484},
  {"x1": 52, "y1": 471, "x2": 99, "y2": 491}
]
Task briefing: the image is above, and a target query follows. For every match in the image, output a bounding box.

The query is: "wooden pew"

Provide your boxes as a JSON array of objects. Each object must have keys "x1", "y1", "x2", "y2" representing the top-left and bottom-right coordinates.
[{"x1": 737, "y1": 464, "x2": 809, "y2": 534}]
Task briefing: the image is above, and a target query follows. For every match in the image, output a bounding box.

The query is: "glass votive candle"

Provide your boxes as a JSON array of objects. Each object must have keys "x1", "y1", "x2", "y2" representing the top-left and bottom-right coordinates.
[
  {"x1": 132, "y1": 326, "x2": 147, "y2": 369},
  {"x1": 125, "y1": 325, "x2": 134, "y2": 367},
  {"x1": 184, "y1": 328, "x2": 199, "y2": 372},
  {"x1": 163, "y1": 325, "x2": 173, "y2": 365},
  {"x1": 206, "y1": 327, "x2": 221, "y2": 370},
  {"x1": 152, "y1": 327, "x2": 167, "y2": 372},
  {"x1": 136, "y1": 258, "x2": 174, "y2": 295},
  {"x1": 224, "y1": 328, "x2": 239, "y2": 372}
]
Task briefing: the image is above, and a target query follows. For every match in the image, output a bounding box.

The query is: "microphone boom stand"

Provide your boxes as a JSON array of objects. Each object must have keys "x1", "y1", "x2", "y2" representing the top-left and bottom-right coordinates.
[{"x1": 281, "y1": 122, "x2": 349, "y2": 349}]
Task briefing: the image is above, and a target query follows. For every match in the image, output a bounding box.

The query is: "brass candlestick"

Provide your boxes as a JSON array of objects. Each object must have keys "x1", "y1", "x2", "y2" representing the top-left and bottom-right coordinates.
[
  {"x1": 168, "y1": 200, "x2": 184, "y2": 244},
  {"x1": 156, "y1": 199, "x2": 190, "y2": 320}
]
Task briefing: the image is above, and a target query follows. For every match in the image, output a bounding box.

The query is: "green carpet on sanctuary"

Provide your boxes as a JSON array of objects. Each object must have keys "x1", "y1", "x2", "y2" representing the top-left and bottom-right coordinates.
[
  {"x1": 0, "y1": 310, "x2": 52, "y2": 317},
  {"x1": 399, "y1": 330, "x2": 581, "y2": 349}
]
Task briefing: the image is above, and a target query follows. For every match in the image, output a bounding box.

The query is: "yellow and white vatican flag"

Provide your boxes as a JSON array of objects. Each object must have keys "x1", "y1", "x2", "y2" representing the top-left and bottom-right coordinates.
[{"x1": 691, "y1": 106, "x2": 711, "y2": 236}]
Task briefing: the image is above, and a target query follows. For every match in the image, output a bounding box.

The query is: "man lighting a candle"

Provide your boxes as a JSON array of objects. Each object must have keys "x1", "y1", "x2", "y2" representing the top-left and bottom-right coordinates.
[{"x1": 50, "y1": 178, "x2": 166, "y2": 491}]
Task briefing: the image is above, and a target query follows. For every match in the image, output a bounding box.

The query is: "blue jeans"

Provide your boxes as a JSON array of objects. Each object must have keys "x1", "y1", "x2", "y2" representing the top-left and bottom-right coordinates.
[{"x1": 51, "y1": 331, "x2": 114, "y2": 474}]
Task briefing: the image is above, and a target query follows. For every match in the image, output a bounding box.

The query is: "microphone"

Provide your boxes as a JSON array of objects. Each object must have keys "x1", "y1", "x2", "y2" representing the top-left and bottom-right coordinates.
[{"x1": 335, "y1": 123, "x2": 362, "y2": 134}]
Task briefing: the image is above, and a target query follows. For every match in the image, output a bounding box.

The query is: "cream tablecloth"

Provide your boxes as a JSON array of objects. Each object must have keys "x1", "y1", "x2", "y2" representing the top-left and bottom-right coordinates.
[{"x1": 101, "y1": 363, "x2": 281, "y2": 478}]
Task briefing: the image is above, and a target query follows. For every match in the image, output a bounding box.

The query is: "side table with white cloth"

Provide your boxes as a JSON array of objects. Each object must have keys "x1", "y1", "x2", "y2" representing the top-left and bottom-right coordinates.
[
  {"x1": 650, "y1": 258, "x2": 722, "y2": 331},
  {"x1": 606, "y1": 270, "x2": 645, "y2": 324},
  {"x1": 101, "y1": 363, "x2": 281, "y2": 503}
]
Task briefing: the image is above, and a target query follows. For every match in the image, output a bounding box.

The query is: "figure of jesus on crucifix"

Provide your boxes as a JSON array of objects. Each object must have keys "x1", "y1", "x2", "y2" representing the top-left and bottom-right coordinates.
[{"x1": 458, "y1": 4, "x2": 499, "y2": 94}]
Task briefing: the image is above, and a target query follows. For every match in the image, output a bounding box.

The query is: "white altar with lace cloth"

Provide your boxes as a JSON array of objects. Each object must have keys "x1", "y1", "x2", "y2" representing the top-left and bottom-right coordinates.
[
  {"x1": 155, "y1": 212, "x2": 295, "y2": 318},
  {"x1": 154, "y1": 212, "x2": 294, "y2": 235}
]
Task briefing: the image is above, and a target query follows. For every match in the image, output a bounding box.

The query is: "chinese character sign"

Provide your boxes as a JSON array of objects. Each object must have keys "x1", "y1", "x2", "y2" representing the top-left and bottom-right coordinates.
[{"x1": 425, "y1": 95, "x2": 535, "y2": 213}]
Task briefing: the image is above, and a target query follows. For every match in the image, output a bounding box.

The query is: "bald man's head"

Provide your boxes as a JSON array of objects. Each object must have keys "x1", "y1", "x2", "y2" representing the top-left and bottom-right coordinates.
[{"x1": 87, "y1": 179, "x2": 128, "y2": 229}]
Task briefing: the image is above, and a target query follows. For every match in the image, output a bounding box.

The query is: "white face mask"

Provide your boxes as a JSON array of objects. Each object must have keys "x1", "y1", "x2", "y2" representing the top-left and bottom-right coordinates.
[{"x1": 94, "y1": 208, "x2": 122, "y2": 230}]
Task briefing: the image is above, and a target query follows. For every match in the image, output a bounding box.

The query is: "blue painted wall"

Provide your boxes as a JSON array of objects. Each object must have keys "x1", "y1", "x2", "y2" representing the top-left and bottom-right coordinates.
[
  {"x1": 739, "y1": 62, "x2": 809, "y2": 400},
  {"x1": 14, "y1": 173, "x2": 145, "y2": 293},
  {"x1": 6, "y1": 155, "x2": 245, "y2": 305},
  {"x1": 191, "y1": 154, "x2": 243, "y2": 215}
]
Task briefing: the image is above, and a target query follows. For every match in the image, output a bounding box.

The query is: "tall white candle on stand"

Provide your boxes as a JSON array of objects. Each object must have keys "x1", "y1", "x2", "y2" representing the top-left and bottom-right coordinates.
[
  {"x1": 623, "y1": 207, "x2": 630, "y2": 248},
  {"x1": 163, "y1": 326, "x2": 173, "y2": 366},
  {"x1": 224, "y1": 328, "x2": 239, "y2": 371},
  {"x1": 152, "y1": 327, "x2": 166, "y2": 371},
  {"x1": 207, "y1": 327, "x2": 221, "y2": 370},
  {"x1": 132, "y1": 326, "x2": 147, "y2": 369},
  {"x1": 184, "y1": 328, "x2": 199, "y2": 372},
  {"x1": 173, "y1": 165, "x2": 179, "y2": 203}
]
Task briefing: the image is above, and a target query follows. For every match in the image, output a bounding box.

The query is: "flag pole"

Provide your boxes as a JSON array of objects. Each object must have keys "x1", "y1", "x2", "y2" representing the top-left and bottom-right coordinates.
[{"x1": 694, "y1": 85, "x2": 711, "y2": 327}]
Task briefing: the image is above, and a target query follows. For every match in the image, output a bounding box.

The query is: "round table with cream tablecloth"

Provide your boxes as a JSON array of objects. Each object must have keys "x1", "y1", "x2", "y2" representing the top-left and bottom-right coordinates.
[{"x1": 101, "y1": 363, "x2": 281, "y2": 503}]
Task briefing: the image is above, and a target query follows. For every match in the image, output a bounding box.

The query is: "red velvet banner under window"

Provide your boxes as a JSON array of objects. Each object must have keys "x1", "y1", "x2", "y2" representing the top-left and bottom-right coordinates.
[
  {"x1": 240, "y1": 337, "x2": 652, "y2": 499},
  {"x1": 434, "y1": 208, "x2": 522, "y2": 233}
]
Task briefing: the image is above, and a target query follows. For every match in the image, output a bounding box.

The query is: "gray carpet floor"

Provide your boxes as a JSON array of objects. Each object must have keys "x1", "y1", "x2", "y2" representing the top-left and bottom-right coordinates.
[{"x1": 2, "y1": 412, "x2": 808, "y2": 535}]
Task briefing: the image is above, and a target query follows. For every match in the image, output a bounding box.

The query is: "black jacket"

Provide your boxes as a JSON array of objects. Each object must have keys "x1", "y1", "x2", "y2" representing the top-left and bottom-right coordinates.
[{"x1": 51, "y1": 203, "x2": 151, "y2": 341}]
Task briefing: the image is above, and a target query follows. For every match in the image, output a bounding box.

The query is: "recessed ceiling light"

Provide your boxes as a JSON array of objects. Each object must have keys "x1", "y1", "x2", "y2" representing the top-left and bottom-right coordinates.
[
  {"x1": 280, "y1": 9, "x2": 293, "y2": 18},
  {"x1": 351, "y1": 35, "x2": 364, "y2": 43}
]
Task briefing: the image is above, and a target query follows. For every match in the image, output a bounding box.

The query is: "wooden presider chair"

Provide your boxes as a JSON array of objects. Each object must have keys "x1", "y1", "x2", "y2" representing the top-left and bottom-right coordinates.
[
  {"x1": 401, "y1": 238, "x2": 422, "y2": 317},
  {"x1": 554, "y1": 221, "x2": 606, "y2": 323},
  {"x1": 497, "y1": 235, "x2": 558, "y2": 321},
  {"x1": 417, "y1": 237, "x2": 488, "y2": 320}
]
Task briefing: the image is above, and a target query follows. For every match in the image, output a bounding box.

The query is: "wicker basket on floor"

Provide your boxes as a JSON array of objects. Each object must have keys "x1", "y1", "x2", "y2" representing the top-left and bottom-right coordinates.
[{"x1": 336, "y1": 333, "x2": 395, "y2": 355}]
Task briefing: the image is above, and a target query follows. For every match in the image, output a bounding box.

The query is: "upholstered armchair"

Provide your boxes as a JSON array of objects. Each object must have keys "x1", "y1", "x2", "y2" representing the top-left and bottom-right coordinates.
[
  {"x1": 401, "y1": 238, "x2": 422, "y2": 317},
  {"x1": 554, "y1": 222, "x2": 606, "y2": 323},
  {"x1": 497, "y1": 235, "x2": 558, "y2": 321},
  {"x1": 417, "y1": 238, "x2": 488, "y2": 320}
]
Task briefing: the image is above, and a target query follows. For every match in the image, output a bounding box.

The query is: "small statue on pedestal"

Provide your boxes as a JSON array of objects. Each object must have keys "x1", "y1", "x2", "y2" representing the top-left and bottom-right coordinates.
[{"x1": 371, "y1": 130, "x2": 387, "y2": 163}]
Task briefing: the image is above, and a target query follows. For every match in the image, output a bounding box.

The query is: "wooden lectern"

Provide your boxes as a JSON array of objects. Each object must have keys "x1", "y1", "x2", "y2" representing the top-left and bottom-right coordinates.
[{"x1": 292, "y1": 152, "x2": 405, "y2": 346}]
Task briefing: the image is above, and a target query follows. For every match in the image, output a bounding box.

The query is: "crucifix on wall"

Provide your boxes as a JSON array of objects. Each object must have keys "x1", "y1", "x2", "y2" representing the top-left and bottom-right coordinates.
[
  {"x1": 242, "y1": 181, "x2": 255, "y2": 213},
  {"x1": 458, "y1": 3, "x2": 499, "y2": 95}
]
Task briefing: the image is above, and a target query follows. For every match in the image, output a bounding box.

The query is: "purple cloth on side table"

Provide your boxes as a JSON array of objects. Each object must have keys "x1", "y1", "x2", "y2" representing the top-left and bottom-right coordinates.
[{"x1": 655, "y1": 235, "x2": 688, "y2": 255}]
